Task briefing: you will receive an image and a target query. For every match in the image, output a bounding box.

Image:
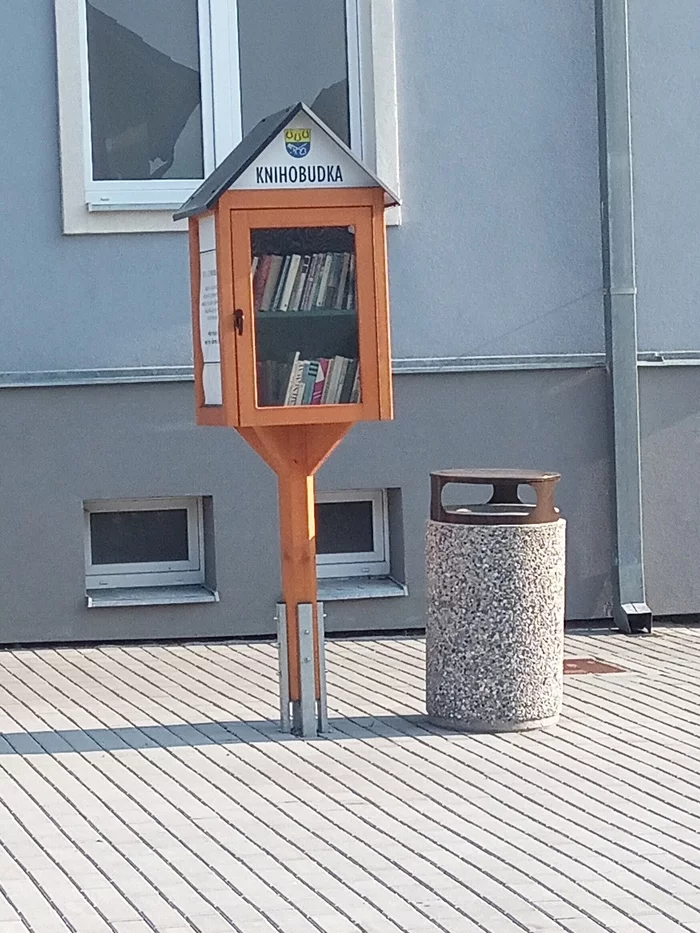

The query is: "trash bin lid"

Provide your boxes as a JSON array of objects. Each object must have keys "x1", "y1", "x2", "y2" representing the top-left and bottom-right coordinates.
[{"x1": 430, "y1": 469, "x2": 561, "y2": 525}]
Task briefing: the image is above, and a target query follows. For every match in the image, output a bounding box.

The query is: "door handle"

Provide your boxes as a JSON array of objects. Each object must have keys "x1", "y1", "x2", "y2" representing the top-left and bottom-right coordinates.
[{"x1": 234, "y1": 308, "x2": 244, "y2": 336}]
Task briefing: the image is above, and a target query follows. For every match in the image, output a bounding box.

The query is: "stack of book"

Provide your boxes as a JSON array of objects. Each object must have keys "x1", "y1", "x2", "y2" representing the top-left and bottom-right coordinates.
[
  {"x1": 257, "y1": 354, "x2": 360, "y2": 407},
  {"x1": 251, "y1": 252, "x2": 356, "y2": 313}
]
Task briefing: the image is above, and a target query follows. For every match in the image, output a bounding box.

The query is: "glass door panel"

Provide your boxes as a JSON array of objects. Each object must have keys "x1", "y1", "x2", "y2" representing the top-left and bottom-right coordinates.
[{"x1": 250, "y1": 226, "x2": 360, "y2": 407}]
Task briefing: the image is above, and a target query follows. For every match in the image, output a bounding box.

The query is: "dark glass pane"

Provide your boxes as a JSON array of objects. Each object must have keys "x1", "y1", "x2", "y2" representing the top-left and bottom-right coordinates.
[
  {"x1": 252, "y1": 227, "x2": 360, "y2": 407},
  {"x1": 316, "y1": 501, "x2": 374, "y2": 554},
  {"x1": 237, "y1": 0, "x2": 350, "y2": 144},
  {"x1": 90, "y1": 509, "x2": 189, "y2": 564},
  {"x1": 86, "y1": 0, "x2": 203, "y2": 180}
]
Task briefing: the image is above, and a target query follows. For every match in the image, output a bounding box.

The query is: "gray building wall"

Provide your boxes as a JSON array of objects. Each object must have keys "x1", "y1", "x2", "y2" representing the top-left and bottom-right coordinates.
[
  {"x1": 0, "y1": 372, "x2": 611, "y2": 645},
  {"x1": 629, "y1": 1, "x2": 700, "y2": 353},
  {"x1": 391, "y1": 0, "x2": 604, "y2": 359},
  {"x1": 1, "y1": 0, "x2": 603, "y2": 373},
  {"x1": 627, "y1": 3, "x2": 700, "y2": 616},
  {"x1": 1, "y1": 0, "x2": 699, "y2": 643},
  {"x1": 640, "y1": 368, "x2": 700, "y2": 616}
]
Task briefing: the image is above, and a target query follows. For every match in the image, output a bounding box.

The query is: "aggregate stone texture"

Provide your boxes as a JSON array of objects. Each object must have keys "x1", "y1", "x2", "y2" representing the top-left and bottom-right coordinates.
[{"x1": 426, "y1": 518, "x2": 566, "y2": 732}]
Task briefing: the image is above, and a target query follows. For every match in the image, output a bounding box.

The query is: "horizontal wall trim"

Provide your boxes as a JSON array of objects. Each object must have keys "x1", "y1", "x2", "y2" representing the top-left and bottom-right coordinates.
[
  {"x1": 1, "y1": 350, "x2": 700, "y2": 388},
  {"x1": 392, "y1": 353, "x2": 605, "y2": 373},
  {"x1": 0, "y1": 366, "x2": 194, "y2": 388}
]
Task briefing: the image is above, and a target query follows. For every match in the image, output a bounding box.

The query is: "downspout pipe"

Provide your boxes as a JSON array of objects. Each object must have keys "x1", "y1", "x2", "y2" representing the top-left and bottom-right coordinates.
[{"x1": 595, "y1": 0, "x2": 652, "y2": 632}]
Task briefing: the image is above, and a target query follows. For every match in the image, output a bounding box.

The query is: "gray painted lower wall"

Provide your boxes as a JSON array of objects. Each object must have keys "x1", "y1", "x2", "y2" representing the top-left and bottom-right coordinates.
[
  {"x1": 3, "y1": 366, "x2": 696, "y2": 643},
  {"x1": 0, "y1": 369, "x2": 610, "y2": 643},
  {"x1": 640, "y1": 367, "x2": 700, "y2": 616},
  {"x1": 0, "y1": 369, "x2": 614, "y2": 645}
]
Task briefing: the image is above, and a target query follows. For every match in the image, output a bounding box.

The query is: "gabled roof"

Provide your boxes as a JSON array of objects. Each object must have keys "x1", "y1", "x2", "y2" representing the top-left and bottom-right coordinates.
[{"x1": 173, "y1": 102, "x2": 399, "y2": 220}]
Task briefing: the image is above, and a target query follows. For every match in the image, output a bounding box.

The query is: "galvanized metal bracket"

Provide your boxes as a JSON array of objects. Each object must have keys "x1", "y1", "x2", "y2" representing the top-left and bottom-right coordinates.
[
  {"x1": 276, "y1": 601, "x2": 328, "y2": 737},
  {"x1": 617, "y1": 602, "x2": 653, "y2": 635}
]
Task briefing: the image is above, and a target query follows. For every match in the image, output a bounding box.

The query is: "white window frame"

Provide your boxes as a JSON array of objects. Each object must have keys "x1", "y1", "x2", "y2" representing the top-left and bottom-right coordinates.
[
  {"x1": 79, "y1": 0, "x2": 236, "y2": 212},
  {"x1": 84, "y1": 497, "x2": 205, "y2": 589},
  {"x1": 315, "y1": 489, "x2": 390, "y2": 579},
  {"x1": 55, "y1": 0, "x2": 399, "y2": 234}
]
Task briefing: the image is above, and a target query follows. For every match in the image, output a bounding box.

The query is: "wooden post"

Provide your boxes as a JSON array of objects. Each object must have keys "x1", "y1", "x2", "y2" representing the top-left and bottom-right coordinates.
[
  {"x1": 277, "y1": 467, "x2": 318, "y2": 704},
  {"x1": 238, "y1": 422, "x2": 351, "y2": 733}
]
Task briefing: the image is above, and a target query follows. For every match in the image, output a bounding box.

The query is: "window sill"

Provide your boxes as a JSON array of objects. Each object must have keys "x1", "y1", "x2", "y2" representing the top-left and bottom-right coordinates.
[
  {"x1": 317, "y1": 577, "x2": 408, "y2": 602},
  {"x1": 86, "y1": 585, "x2": 219, "y2": 609}
]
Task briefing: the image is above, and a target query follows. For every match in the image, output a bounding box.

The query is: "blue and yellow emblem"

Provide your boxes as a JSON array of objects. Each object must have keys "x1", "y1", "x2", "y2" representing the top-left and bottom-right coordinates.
[{"x1": 284, "y1": 128, "x2": 311, "y2": 158}]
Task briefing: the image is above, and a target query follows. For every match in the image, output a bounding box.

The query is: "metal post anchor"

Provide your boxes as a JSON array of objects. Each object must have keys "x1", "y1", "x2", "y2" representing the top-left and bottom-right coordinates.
[{"x1": 276, "y1": 601, "x2": 328, "y2": 737}]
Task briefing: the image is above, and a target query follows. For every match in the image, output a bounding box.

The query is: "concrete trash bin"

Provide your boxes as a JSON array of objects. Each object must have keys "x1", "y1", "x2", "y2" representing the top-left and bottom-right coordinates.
[{"x1": 426, "y1": 469, "x2": 566, "y2": 733}]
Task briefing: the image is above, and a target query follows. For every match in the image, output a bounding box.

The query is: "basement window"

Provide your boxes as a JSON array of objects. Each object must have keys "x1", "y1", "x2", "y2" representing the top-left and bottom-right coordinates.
[{"x1": 84, "y1": 496, "x2": 217, "y2": 606}]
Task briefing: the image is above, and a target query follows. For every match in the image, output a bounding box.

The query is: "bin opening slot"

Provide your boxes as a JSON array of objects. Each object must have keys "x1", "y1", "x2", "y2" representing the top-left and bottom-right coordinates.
[{"x1": 430, "y1": 470, "x2": 561, "y2": 525}]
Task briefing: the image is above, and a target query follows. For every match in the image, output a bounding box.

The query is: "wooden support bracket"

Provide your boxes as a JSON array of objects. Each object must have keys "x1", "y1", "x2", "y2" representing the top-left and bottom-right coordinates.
[{"x1": 242, "y1": 423, "x2": 351, "y2": 734}]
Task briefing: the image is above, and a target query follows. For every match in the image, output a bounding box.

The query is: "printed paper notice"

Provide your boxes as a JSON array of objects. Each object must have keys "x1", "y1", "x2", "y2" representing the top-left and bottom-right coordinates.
[
  {"x1": 202, "y1": 363, "x2": 223, "y2": 405},
  {"x1": 199, "y1": 248, "x2": 220, "y2": 364},
  {"x1": 198, "y1": 215, "x2": 222, "y2": 406}
]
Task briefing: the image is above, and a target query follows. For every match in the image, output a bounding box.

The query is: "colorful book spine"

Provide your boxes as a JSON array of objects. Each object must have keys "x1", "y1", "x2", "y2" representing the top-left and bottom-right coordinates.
[
  {"x1": 283, "y1": 352, "x2": 302, "y2": 405},
  {"x1": 270, "y1": 255, "x2": 291, "y2": 309},
  {"x1": 311, "y1": 358, "x2": 329, "y2": 404},
  {"x1": 288, "y1": 254, "x2": 311, "y2": 311},
  {"x1": 339, "y1": 358, "x2": 358, "y2": 404},
  {"x1": 314, "y1": 253, "x2": 334, "y2": 308},
  {"x1": 350, "y1": 363, "x2": 361, "y2": 403},
  {"x1": 299, "y1": 253, "x2": 320, "y2": 310},
  {"x1": 259, "y1": 255, "x2": 283, "y2": 310},
  {"x1": 278, "y1": 254, "x2": 301, "y2": 311},
  {"x1": 259, "y1": 355, "x2": 360, "y2": 406},
  {"x1": 301, "y1": 360, "x2": 320, "y2": 405},
  {"x1": 253, "y1": 254, "x2": 272, "y2": 310},
  {"x1": 344, "y1": 255, "x2": 356, "y2": 309}
]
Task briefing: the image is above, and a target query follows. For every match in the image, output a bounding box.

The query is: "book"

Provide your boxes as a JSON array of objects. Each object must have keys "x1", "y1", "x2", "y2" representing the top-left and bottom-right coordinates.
[
  {"x1": 301, "y1": 360, "x2": 320, "y2": 405},
  {"x1": 350, "y1": 363, "x2": 361, "y2": 403},
  {"x1": 277, "y1": 359, "x2": 294, "y2": 405},
  {"x1": 283, "y1": 351, "x2": 301, "y2": 405},
  {"x1": 315, "y1": 253, "x2": 335, "y2": 308},
  {"x1": 271, "y1": 254, "x2": 291, "y2": 310},
  {"x1": 334, "y1": 252, "x2": 351, "y2": 310},
  {"x1": 322, "y1": 355, "x2": 346, "y2": 404},
  {"x1": 296, "y1": 361, "x2": 310, "y2": 405},
  {"x1": 311, "y1": 358, "x2": 329, "y2": 404},
  {"x1": 278, "y1": 254, "x2": 302, "y2": 311},
  {"x1": 344, "y1": 255, "x2": 356, "y2": 309},
  {"x1": 307, "y1": 254, "x2": 327, "y2": 309},
  {"x1": 299, "y1": 253, "x2": 321, "y2": 310},
  {"x1": 259, "y1": 255, "x2": 283, "y2": 311},
  {"x1": 334, "y1": 357, "x2": 350, "y2": 403},
  {"x1": 320, "y1": 356, "x2": 335, "y2": 405},
  {"x1": 290, "y1": 359, "x2": 309, "y2": 406},
  {"x1": 288, "y1": 254, "x2": 311, "y2": 311},
  {"x1": 324, "y1": 253, "x2": 342, "y2": 308},
  {"x1": 256, "y1": 360, "x2": 267, "y2": 407},
  {"x1": 339, "y1": 358, "x2": 358, "y2": 404},
  {"x1": 253, "y1": 254, "x2": 273, "y2": 310}
]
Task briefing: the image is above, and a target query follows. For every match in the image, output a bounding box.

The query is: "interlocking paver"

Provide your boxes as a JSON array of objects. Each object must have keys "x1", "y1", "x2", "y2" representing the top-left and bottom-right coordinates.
[{"x1": 0, "y1": 624, "x2": 700, "y2": 931}]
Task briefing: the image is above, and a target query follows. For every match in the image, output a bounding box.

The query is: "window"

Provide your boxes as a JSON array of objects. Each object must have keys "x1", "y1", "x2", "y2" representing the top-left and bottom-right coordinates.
[
  {"x1": 84, "y1": 497, "x2": 205, "y2": 589},
  {"x1": 55, "y1": 0, "x2": 399, "y2": 233},
  {"x1": 315, "y1": 489, "x2": 389, "y2": 579}
]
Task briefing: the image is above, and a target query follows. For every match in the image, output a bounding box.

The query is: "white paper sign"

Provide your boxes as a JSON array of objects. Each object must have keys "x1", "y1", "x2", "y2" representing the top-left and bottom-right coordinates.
[
  {"x1": 198, "y1": 215, "x2": 223, "y2": 405},
  {"x1": 202, "y1": 363, "x2": 223, "y2": 406},
  {"x1": 199, "y1": 249, "x2": 220, "y2": 363}
]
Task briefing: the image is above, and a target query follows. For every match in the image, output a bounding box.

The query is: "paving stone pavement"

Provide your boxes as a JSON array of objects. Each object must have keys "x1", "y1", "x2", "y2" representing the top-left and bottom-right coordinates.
[{"x1": 0, "y1": 623, "x2": 699, "y2": 932}]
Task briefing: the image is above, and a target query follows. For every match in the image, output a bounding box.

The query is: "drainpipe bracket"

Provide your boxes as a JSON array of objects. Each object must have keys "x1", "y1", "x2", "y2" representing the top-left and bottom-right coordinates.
[{"x1": 616, "y1": 602, "x2": 653, "y2": 634}]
